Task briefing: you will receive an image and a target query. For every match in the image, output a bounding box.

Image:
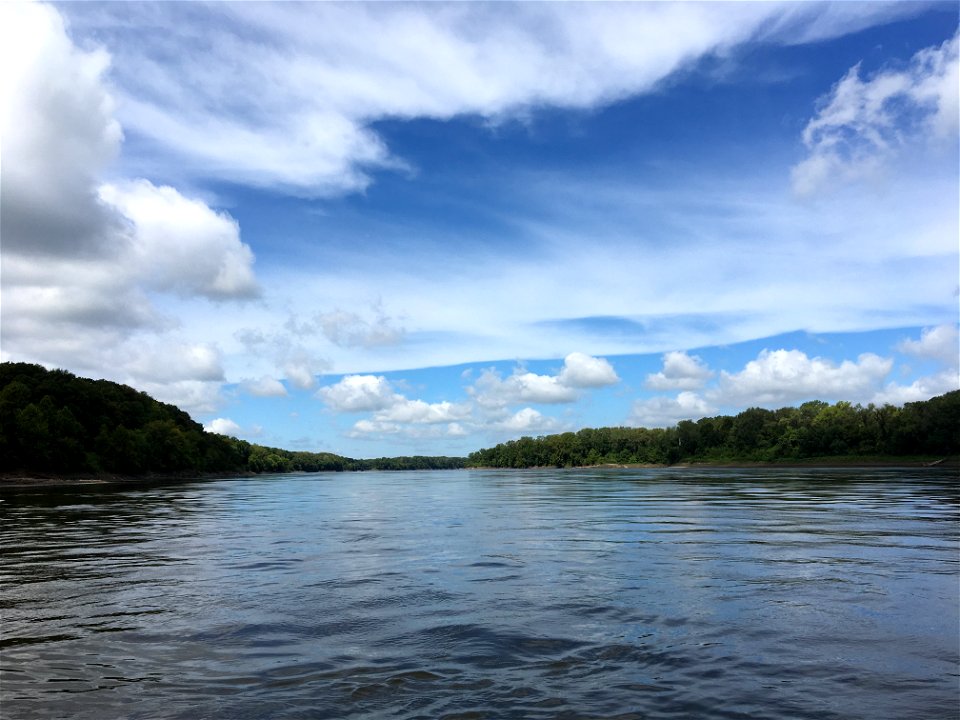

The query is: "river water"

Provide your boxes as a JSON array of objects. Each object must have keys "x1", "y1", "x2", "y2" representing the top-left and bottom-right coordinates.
[{"x1": 1, "y1": 468, "x2": 957, "y2": 719}]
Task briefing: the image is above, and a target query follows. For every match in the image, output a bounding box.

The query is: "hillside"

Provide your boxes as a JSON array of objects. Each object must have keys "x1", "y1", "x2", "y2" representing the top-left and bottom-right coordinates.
[
  {"x1": 0, "y1": 363, "x2": 467, "y2": 478},
  {"x1": 0, "y1": 363, "x2": 247, "y2": 476}
]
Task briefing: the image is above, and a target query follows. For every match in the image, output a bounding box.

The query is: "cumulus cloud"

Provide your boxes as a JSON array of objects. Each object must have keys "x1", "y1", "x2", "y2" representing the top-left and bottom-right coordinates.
[
  {"x1": 317, "y1": 375, "x2": 399, "y2": 412},
  {"x1": 204, "y1": 418, "x2": 242, "y2": 436},
  {"x1": 792, "y1": 30, "x2": 959, "y2": 195},
  {"x1": 98, "y1": 180, "x2": 259, "y2": 300},
  {"x1": 630, "y1": 392, "x2": 715, "y2": 428},
  {"x1": 320, "y1": 374, "x2": 470, "y2": 435},
  {"x1": 0, "y1": 2, "x2": 259, "y2": 416},
  {"x1": 283, "y1": 359, "x2": 324, "y2": 391},
  {"x1": 872, "y1": 368, "x2": 960, "y2": 406},
  {"x1": 645, "y1": 351, "x2": 714, "y2": 390},
  {"x1": 124, "y1": 343, "x2": 224, "y2": 384},
  {"x1": 471, "y1": 368, "x2": 577, "y2": 408},
  {"x1": 712, "y1": 349, "x2": 893, "y2": 406},
  {"x1": 0, "y1": 2, "x2": 122, "y2": 258},
  {"x1": 896, "y1": 324, "x2": 959, "y2": 369},
  {"x1": 242, "y1": 376, "x2": 288, "y2": 398},
  {"x1": 497, "y1": 408, "x2": 563, "y2": 434},
  {"x1": 138, "y1": 380, "x2": 224, "y2": 416},
  {"x1": 557, "y1": 352, "x2": 619, "y2": 388},
  {"x1": 350, "y1": 419, "x2": 468, "y2": 439},
  {"x1": 470, "y1": 353, "x2": 618, "y2": 409},
  {"x1": 373, "y1": 399, "x2": 469, "y2": 425}
]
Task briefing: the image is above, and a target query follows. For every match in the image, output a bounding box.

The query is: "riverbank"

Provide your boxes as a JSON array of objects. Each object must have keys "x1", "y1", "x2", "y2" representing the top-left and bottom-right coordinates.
[
  {"x1": 470, "y1": 456, "x2": 960, "y2": 471},
  {"x1": 0, "y1": 470, "x2": 258, "y2": 491},
  {"x1": 3, "y1": 456, "x2": 955, "y2": 491}
]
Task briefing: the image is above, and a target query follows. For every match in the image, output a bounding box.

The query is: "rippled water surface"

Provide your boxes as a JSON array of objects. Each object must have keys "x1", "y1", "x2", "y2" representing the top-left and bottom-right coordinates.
[{"x1": 2, "y1": 468, "x2": 958, "y2": 719}]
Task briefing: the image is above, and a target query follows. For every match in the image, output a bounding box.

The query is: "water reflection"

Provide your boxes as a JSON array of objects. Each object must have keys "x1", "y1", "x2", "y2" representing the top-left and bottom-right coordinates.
[{"x1": 2, "y1": 468, "x2": 957, "y2": 719}]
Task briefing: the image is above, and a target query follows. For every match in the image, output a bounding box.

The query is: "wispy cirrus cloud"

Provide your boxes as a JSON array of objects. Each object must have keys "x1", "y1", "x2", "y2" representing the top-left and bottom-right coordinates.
[
  {"x1": 792, "y1": 29, "x2": 959, "y2": 196},
  {"x1": 57, "y1": 2, "x2": 929, "y2": 196}
]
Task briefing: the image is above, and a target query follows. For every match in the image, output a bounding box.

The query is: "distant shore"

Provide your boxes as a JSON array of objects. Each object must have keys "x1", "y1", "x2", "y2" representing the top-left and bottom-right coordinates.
[
  {"x1": 583, "y1": 457, "x2": 960, "y2": 470},
  {"x1": 2, "y1": 457, "x2": 956, "y2": 491}
]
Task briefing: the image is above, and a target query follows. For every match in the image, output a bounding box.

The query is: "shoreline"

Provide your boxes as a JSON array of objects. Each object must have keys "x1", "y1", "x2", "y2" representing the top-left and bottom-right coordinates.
[
  {"x1": 2, "y1": 457, "x2": 956, "y2": 491},
  {"x1": 0, "y1": 470, "x2": 258, "y2": 491}
]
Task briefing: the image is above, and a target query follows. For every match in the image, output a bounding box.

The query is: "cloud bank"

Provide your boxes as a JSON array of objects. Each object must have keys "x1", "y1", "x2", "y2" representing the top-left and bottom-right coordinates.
[{"x1": 1, "y1": 3, "x2": 258, "y2": 412}]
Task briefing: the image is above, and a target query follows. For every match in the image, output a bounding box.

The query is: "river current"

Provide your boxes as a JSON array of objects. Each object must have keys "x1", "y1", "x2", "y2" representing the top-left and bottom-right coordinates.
[{"x1": 1, "y1": 468, "x2": 957, "y2": 719}]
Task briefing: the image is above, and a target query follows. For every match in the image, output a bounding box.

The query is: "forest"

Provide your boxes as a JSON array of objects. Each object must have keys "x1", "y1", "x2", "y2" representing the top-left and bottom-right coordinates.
[
  {"x1": 1, "y1": 362, "x2": 957, "y2": 478},
  {"x1": 467, "y1": 391, "x2": 960, "y2": 468},
  {"x1": 0, "y1": 363, "x2": 462, "y2": 477}
]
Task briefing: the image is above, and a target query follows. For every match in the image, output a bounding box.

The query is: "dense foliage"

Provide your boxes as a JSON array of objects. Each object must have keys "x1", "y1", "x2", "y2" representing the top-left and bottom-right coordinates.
[
  {"x1": 0, "y1": 363, "x2": 465, "y2": 477},
  {"x1": 467, "y1": 392, "x2": 960, "y2": 468},
  {"x1": 0, "y1": 363, "x2": 244, "y2": 475}
]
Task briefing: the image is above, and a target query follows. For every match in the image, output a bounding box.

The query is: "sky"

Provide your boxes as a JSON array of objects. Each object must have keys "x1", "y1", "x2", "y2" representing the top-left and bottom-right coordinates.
[{"x1": 1, "y1": 1, "x2": 958, "y2": 458}]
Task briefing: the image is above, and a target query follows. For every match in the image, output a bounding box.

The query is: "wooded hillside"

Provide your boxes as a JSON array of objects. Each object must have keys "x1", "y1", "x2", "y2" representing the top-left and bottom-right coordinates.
[{"x1": 0, "y1": 363, "x2": 465, "y2": 476}]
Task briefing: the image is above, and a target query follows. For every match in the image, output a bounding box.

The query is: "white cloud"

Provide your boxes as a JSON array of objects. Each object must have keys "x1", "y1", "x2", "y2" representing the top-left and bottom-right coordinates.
[
  {"x1": 204, "y1": 417, "x2": 242, "y2": 436},
  {"x1": 284, "y1": 360, "x2": 321, "y2": 391},
  {"x1": 322, "y1": 373, "x2": 471, "y2": 439},
  {"x1": 98, "y1": 180, "x2": 259, "y2": 300},
  {"x1": 243, "y1": 376, "x2": 288, "y2": 398},
  {"x1": 0, "y1": 2, "x2": 122, "y2": 257},
  {"x1": 317, "y1": 375, "x2": 400, "y2": 412},
  {"x1": 470, "y1": 368, "x2": 577, "y2": 408},
  {"x1": 124, "y1": 343, "x2": 224, "y2": 384},
  {"x1": 558, "y1": 352, "x2": 619, "y2": 388},
  {"x1": 141, "y1": 380, "x2": 224, "y2": 416},
  {"x1": 897, "y1": 324, "x2": 959, "y2": 369},
  {"x1": 712, "y1": 349, "x2": 893, "y2": 406},
  {"x1": 373, "y1": 399, "x2": 469, "y2": 425},
  {"x1": 0, "y1": 3, "x2": 258, "y2": 417},
  {"x1": 645, "y1": 351, "x2": 714, "y2": 390},
  {"x1": 873, "y1": 369, "x2": 959, "y2": 406},
  {"x1": 497, "y1": 407, "x2": 562, "y2": 434},
  {"x1": 55, "y1": 2, "x2": 929, "y2": 196},
  {"x1": 446, "y1": 422, "x2": 468, "y2": 437},
  {"x1": 629, "y1": 391, "x2": 715, "y2": 428},
  {"x1": 313, "y1": 307, "x2": 405, "y2": 349},
  {"x1": 470, "y1": 353, "x2": 616, "y2": 409},
  {"x1": 792, "y1": 30, "x2": 959, "y2": 195},
  {"x1": 349, "y1": 418, "x2": 469, "y2": 439}
]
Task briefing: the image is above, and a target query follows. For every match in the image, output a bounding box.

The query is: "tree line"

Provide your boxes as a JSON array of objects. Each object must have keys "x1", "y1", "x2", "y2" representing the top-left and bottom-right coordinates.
[
  {"x1": 0, "y1": 363, "x2": 463, "y2": 477},
  {"x1": 467, "y1": 392, "x2": 960, "y2": 468},
  {"x1": 2, "y1": 363, "x2": 957, "y2": 477}
]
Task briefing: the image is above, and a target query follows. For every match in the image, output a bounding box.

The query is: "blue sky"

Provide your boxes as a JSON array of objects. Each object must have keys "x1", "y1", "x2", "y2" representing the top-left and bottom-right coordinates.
[{"x1": 2, "y1": 2, "x2": 958, "y2": 457}]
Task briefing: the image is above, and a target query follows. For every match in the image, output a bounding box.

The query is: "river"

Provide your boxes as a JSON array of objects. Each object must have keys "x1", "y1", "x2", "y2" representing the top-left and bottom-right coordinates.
[{"x1": 1, "y1": 467, "x2": 957, "y2": 719}]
